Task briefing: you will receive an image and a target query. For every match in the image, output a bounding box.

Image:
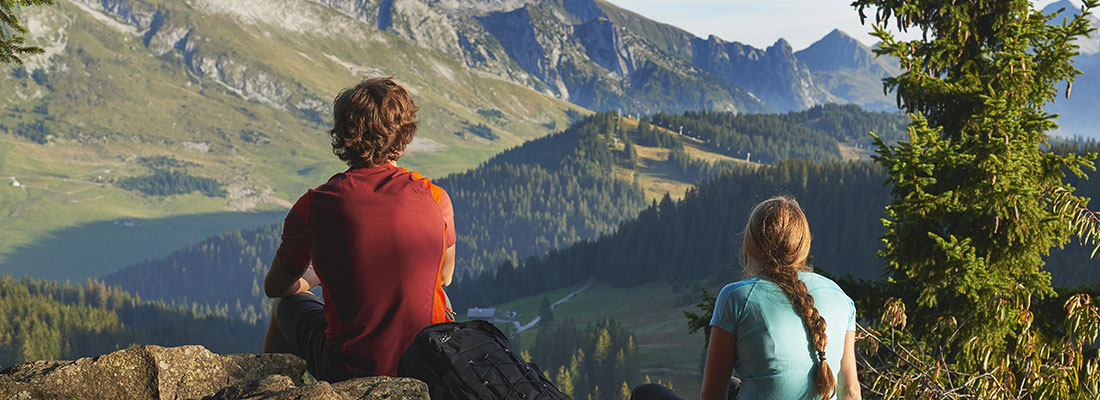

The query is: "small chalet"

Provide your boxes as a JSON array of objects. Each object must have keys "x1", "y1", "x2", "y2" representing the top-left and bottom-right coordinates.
[{"x1": 466, "y1": 307, "x2": 496, "y2": 323}]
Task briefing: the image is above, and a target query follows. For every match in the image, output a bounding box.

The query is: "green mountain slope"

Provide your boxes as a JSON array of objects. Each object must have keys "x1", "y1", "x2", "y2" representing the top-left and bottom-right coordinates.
[
  {"x1": 96, "y1": 110, "x2": 750, "y2": 316},
  {"x1": 0, "y1": 276, "x2": 264, "y2": 367},
  {"x1": 455, "y1": 152, "x2": 1100, "y2": 310},
  {"x1": 0, "y1": 0, "x2": 584, "y2": 280},
  {"x1": 98, "y1": 106, "x2": 907, "y2": 320}
]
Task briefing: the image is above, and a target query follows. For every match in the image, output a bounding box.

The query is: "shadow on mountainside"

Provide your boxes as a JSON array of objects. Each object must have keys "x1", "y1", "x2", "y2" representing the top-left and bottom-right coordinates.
[{"x1": 0, "y1": 211, "x2": 285, "y2": 282}]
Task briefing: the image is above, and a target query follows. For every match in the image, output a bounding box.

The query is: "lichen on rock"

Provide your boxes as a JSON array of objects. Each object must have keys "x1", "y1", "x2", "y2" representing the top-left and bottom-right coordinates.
[
  {"x1": 0, "y1": 345, "x2": 428, "y2": 400},
  {"x1": 0, "y1": 345, "x2": 305, "y2": 400}
]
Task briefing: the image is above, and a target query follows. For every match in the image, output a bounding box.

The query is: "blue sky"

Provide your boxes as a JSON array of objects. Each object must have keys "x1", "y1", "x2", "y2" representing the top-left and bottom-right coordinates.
[{"x1": 607, "y1": 0, "x2": 1067, "y2": 51}]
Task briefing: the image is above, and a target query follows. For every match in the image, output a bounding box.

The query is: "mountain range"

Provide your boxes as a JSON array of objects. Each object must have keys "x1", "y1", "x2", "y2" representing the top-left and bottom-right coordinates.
[
  {"x1": 1043, "y1": 0, "x2": 1100, "y2": 138},
  {"x1": 340, "y1": 0, "x2": 903, "y2": 113},
  {"x1": 2, "y1": 0, "x2": 1098, "y2": 281}
]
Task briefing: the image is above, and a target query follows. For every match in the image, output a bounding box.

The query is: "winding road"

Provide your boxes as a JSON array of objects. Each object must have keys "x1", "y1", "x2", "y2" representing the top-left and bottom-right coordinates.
[{"x1": 509, "y1": 277, "x2": 596, "y2": 334}]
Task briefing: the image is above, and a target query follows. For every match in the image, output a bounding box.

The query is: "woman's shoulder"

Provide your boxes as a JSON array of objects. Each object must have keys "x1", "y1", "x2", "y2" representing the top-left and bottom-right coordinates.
[
  {"x1": 800, "y1": 271, "x2": 844, "y2": 289},
  {"x1": 717, "y1": 277, "x2": 766, "y2": 301},
  {"x1": 801, "y1": 271, "x2": 856, "y2": 304}
]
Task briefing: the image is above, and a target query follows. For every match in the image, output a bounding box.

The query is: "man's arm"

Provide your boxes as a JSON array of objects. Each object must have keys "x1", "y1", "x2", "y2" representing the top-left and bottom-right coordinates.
[
  {"x1": 264, "y1": 259, "x2": 320, "y2": 298},
  {"x1": 440, "y1": 245, "x2": 455, "y2": 286}
]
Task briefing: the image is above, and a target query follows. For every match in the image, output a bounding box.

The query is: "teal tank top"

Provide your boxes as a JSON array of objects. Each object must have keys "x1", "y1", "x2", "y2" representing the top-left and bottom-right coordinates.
[{"x1": 710, "y1": 271, "x2": 856, "y2": 400}]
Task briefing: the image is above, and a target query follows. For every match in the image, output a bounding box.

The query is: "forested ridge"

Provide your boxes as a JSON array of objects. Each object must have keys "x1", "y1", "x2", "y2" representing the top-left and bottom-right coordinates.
[
  {"x1": 100, "y1": 106, "x2": 909, "y2": 320},
  {"x1": 451, "y1": 153, "x2": 1100, "y2": 309},
  {"x1": 449, "y1": 160, "x2": 892, "y2": 308},
  {"x1": 648, "y1": 104, "x2": 909, "y2": 163},
  {"x1": 103, "y1": 113, "x2": 650, "y2": 316},
  {"x1": 0, "y1": 276, "x2": 263, "y2": 367},
  {"x1": 436, "y1": 112, "x2": 648, "y2": 276}
]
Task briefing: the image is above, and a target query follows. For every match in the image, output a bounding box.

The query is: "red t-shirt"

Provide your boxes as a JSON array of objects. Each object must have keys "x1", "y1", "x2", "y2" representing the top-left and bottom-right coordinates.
[{"x1": 274, "y1": 163, "x2": 457, "y2": 379}]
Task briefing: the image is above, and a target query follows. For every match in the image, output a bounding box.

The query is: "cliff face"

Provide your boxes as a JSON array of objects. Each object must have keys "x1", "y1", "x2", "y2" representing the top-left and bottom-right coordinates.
[
  {"x1": 692, "y1": 36, "x2": 832, "y2": 112},
  {"x1": 291, "y1": 0, "x2": 772, "y2": 113},
  {"x1": 0, "y1": 345, "x2": 428, "y2": 400},
  {"x1": 794, "y1": 29, "x2": 900, "y2": 111}
]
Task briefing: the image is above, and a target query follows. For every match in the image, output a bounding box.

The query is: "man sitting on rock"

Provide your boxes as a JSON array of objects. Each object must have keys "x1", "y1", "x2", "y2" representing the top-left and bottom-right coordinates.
[{"x1": 262, "y1": 77, "x2": 457, "y2": 382}]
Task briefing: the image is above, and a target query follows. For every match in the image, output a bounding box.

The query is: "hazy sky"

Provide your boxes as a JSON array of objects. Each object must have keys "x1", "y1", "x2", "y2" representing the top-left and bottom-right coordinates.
[{"x1": 607, "y1": 0, "x2": 1069, "y2": 51}]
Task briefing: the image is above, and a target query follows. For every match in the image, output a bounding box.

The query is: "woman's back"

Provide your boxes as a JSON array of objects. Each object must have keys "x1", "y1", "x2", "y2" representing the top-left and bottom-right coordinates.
[{"x1": 711, "y1": 271, "x2": 855, "y2": 400}]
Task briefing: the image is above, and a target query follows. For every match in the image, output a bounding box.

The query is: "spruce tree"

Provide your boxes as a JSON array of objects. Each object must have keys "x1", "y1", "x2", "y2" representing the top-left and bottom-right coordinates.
[
  {"x1": 539, "y1": 296, "x2": 554, "y2": 323},
  {"x1": 853, "y1": 0, "x2": 1100, "y2": 397},
  {"x1": 1, "y1": 0, "x2": 55, "y2": 64}
]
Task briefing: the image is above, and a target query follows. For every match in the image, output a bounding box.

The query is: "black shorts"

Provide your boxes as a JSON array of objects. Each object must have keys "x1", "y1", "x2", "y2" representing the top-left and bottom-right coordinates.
[{"x1": 275, "y1": 292, "x2": 328, "y2": 380}]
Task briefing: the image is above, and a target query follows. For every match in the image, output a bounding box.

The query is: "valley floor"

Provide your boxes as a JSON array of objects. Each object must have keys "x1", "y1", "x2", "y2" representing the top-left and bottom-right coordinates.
[{"x1": 485, "y1": 281, "x2": 707, "y2": 398}]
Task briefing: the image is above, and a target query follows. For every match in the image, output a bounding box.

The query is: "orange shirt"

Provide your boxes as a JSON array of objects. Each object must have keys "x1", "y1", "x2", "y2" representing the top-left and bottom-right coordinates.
[{"x1": 275, "y1": 163, "x2": 456, "y2": 379}]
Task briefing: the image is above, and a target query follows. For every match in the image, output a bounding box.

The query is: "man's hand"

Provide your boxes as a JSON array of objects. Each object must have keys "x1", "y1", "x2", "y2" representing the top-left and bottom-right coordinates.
[{"x1": 264, "y1": 258, "x2": 319, "y2": 298}]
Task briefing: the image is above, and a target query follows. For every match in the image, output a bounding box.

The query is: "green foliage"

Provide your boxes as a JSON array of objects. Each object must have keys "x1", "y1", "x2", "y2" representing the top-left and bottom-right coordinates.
[
  {"x1": 438, "y1": 112, "x2": 647, "y2": 279},
  {"x1": 103, "y1": 225, "x2": 279, "y2": 323},
  {"x1": 0, "y1": 0, "x2": 55, "y2": 65},
  {"x1": 532, "y1": 319, "x2": 640, "y2": 400},
  {"x1": 137, "y1": 155, "x2": 198, "y2": 170},
  {"x1": 666, "y1": 148, "x2": 738, "y2": 184},
  {"x1": 464, "y1": 122, "x2": 499, "y2": 140},
  {"x1": 106, "y1": 113, "x2": 648, "y2": 315},
  {"x1": 631, "y1": 117, "x2": 682, "y2": 150},
  {"x1": 115, "y1": 169, "x2": 227, "y2": 197},
  {"x1": 792, "y1": 103, "x2": 910, "y2": 143},
  {"x1": 476, "y1": 108, "x2": 505, "y2": 120},
  {"x1": 3, "y1": 119, "x2": 50, "y2": 144},
  {"x1": 651, "y1": 111, "x2": 840, "y2": 163},
  {"x1": 852, "y1": 0, "x2": 1100, "y2": 397},
  {"x1": 539, "y1": 296, "x2": 554, "y2": 323},
  {"x1": 649, "y1": 105, "x2": 908, "y2": 164},
  {"x1": 454, "y1": 160, "x2": 892, "y2": 307},
  {"x1": 682, "y1": 286, "x2": 717, "y2": 346},
  {"x1": 0, "y1": 275, "x2": 263, "y2": 367}
]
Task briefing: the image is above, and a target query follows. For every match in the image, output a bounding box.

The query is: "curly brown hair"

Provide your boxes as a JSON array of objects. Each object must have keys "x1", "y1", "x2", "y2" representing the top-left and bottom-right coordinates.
[{"x1": 329, "y1": 77, "x2": 419, "y2": 167}]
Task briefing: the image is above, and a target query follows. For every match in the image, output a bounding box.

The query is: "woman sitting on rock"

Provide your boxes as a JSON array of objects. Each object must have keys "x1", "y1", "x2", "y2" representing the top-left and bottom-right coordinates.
[
  {"x1": 631, "y1": 196, "x2": 861, "y2": 400},
  {"x1": 702, "y1": 196, "x2": 861, "y2": 400}
]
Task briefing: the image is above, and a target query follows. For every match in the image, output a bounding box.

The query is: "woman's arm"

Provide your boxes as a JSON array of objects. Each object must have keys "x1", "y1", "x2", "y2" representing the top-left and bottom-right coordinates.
[
  {"x1": 837, "y1": 330, "x2": 861, "y2": 400},
  {"x1": 701, "y1": 327, "x2": 736, "y2": 400}
]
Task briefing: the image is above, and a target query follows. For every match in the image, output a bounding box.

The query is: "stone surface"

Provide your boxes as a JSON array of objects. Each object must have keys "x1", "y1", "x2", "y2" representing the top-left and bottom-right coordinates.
[
  {"x1": 0, "y1": 345, "x2": 306, "y2": 400},
  {"x1": 207, "y1": 375, "x2": 429, "y2": 400}
]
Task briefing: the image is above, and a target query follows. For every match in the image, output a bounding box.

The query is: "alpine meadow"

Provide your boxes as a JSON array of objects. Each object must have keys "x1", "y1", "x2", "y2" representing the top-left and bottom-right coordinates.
[{"x1": 3, "y1": 0, "x2": 1100, "y2": 399}]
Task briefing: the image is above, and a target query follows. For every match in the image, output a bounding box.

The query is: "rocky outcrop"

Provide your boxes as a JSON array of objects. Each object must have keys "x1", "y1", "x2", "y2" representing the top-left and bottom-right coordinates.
[
  {"x1": 691, "y1": 36, "x2": 831, "y2": 112},
  {"x1": 574, "y1": 16, "x2": 636, "y2": 78},
  {"x1": 480, "y1": 6, "x2": 552, "y2": 83},
  {"x1": 0, "y1": 345, "x2": 428, "y2": 400},
  {"x1": 210, "y1": 375, "x2": 429, "y2": 399}
]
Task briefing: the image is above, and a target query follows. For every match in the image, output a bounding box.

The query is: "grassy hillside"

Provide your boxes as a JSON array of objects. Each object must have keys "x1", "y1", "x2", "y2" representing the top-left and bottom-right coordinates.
[
  {"x1": 0, "y1": 0, "x2": 585, "y2": 281},
  {"x1": 101, "y1": 112, "x2": 748, "y2": 315},
  {"x1": 100, "y1": 105, "x2": 908, "y2": 318}
]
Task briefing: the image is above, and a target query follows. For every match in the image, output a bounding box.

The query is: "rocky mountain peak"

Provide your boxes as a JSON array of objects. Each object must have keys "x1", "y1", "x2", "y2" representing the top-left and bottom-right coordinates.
[
  {"x1": 795, "y1": 28, "x2": 880, "y2": 73},
  {"x1": 768, "y1": 37, "x2": 793, "y2": 54},
  {"x1": 561, "y1": 0, "x2": 604, "y2": 23},
  {"x1": 691, "y1": 34, "x2": 828, "y2": 111}
]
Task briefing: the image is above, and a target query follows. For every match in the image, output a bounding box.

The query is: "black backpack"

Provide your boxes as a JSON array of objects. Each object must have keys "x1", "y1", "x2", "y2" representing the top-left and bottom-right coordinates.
[{"x1": 398, "y1": 320, "x2": 572, "y2": 400}]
